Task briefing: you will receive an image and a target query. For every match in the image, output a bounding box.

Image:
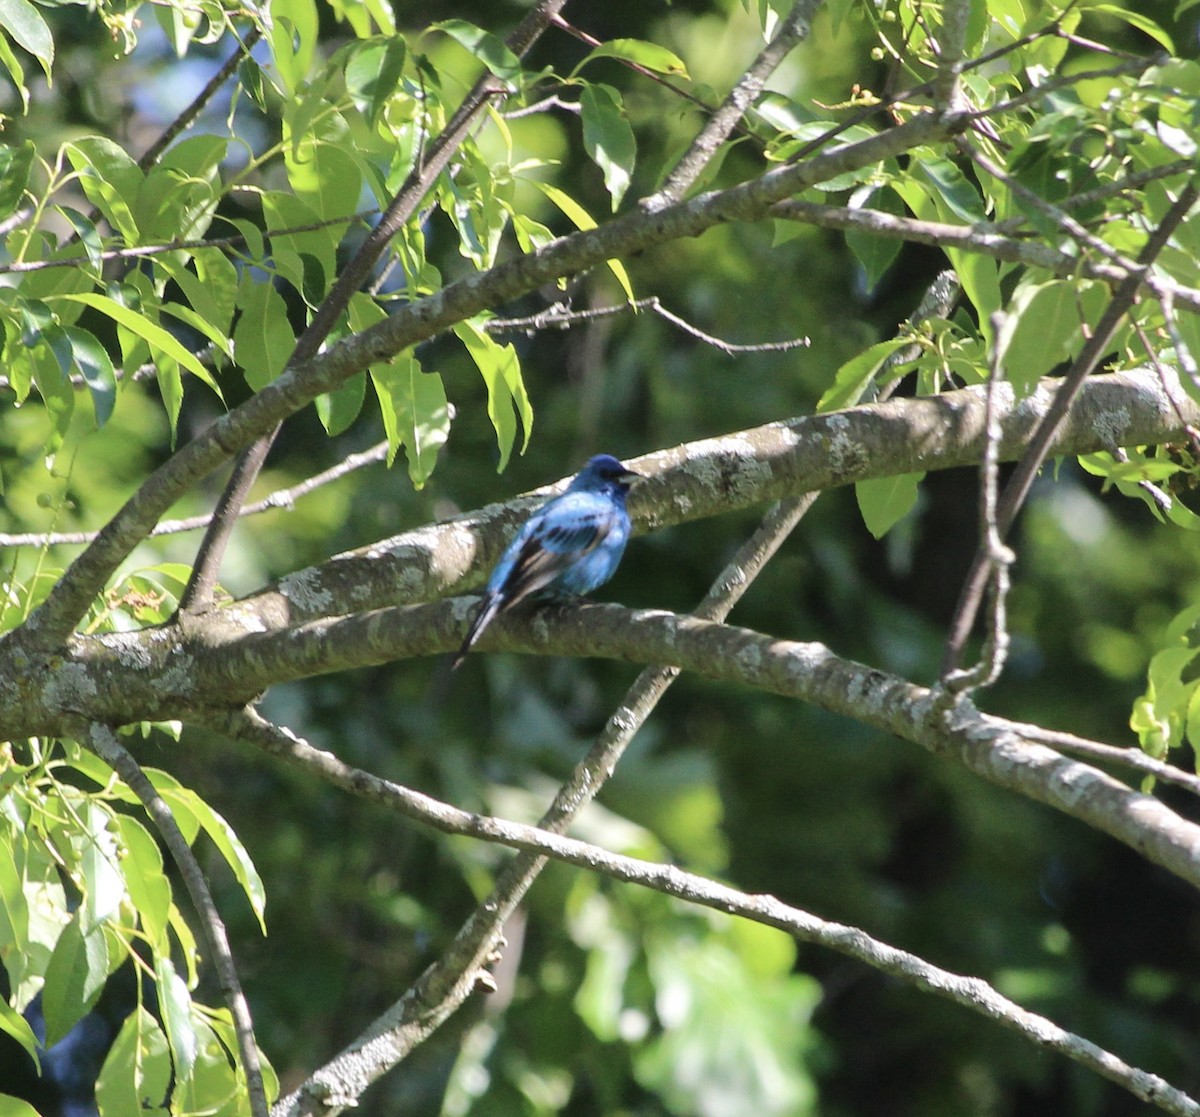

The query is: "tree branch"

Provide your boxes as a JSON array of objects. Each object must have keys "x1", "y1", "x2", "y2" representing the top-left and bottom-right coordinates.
[
  {"x1": 941, "y1": 180, "x2": 1200, "y2": 675},
  {"x1": 85, "y1": 723, "x2": 267, "y2": 1117},
  {"x1": 215, "y1": 712, "x2": 1199, "y2": 1117},
  {"x1": 257, "y1": 485, "x2": 820, "y2": 1114},
  {"x1": 176, "y1": 0, "x2": 571, "y2": 616},
  {"x1": 219, "y1": 365, "x2": 1197, "y2": 630},
  {"x1": 771, "y1": 199, "x2": 1200, "y2": 314},
  {"x1": 648, "y1": 0, "x2": 820, "y2": 206},
  {"x1": 0, "y1": 442, "x2": 390, "y2": 549},
  {"x1": 10, "y1": 104, "x2": 962, "y2": 655}
]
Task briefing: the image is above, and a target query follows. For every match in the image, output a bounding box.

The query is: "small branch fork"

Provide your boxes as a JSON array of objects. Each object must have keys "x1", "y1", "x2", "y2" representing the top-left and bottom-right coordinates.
[
  {"x1": 941, "y1": 179, "x2": 1200, "y2": 678},
  {"x1": 939, "y1": 311, "x2": 1015, "y2": 698}
]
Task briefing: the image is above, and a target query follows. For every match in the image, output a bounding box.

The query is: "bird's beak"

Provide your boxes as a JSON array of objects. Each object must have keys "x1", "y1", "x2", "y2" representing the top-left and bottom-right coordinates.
[{"x1": 621, "y1": 466, "x2": 643, "y2": 484}]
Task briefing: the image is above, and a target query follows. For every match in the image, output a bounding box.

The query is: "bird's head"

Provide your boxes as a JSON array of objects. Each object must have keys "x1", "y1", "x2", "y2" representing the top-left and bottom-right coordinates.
[{"x1": 572, "y1": 454, "x2": 642, "y2": 493}]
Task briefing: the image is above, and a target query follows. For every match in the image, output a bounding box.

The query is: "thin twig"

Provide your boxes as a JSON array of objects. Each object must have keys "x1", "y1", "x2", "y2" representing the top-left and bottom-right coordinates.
[
  {"x1": 650, "y1": 0, "x2": 819, "y2": 206},
  {"x1": 0, "y1": 209, "x2": 378, "y2": 276},
  {"x1": 998, "y1": 718, "x2": 1200, "y2": 799},
  {"x1": 176, "y1": 0, "x2": 570, "y2": 617},
  {"x1": 486, "y1": 296, "x2": 810, "y2": 353},
  {"x1": 137, "y1": 27, "x2": 263, "y2": 171},
  {"x1": 86, "y1": 724, "x2": 267, "y2": 1117},
  {"x1": 1135, "y1": 294, "x2": 1200, "y2": 459},
  {"x1": 219, "y1": 713, "x2": 1200, "y2": 1117},
  {"x1": 550, "y1": 13, "x2": 715, "y2": 122},
  {"x1": 1159, "y1": 287, "x2": 1200, "y2": 399},
  {"x1": 0, "y1": 442, "x2": 390, "y2": 549},
  {"x1": 940, "y1": 311, "x2": 1015, "y2": 694},
  {"x1": 501, "y1": 93, "x2": 581, "y2": 118},
  {"x1": 941, "y1": 181, "x2": 1200, "y2": 675},
  {"x1": 265, "y1": 488, "x2": 821, "y2": 1115}
]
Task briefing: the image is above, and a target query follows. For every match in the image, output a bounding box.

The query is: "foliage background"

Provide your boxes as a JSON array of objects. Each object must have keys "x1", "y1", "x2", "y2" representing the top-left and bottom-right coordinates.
[{"x1": 3, "y1": 0, "x2": 1200, "y2": 1114}]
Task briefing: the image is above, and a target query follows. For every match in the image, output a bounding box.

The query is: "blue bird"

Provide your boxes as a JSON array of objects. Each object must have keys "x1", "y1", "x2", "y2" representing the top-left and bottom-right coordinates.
[{"x1": 452, "y1": 454, "x2": 642, "y2": 669}]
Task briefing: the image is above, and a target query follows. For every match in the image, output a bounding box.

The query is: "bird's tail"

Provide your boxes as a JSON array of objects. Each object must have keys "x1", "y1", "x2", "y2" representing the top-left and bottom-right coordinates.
[{"x1": 451, "y1": 592, "x2": 504, "y2": 670}]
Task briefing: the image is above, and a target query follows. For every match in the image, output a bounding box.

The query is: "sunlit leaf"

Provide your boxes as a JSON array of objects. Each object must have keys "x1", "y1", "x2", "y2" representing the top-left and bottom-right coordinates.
[
  {"x1": 41, "y1": 911, "x2": 109, "y2": 1046},
  {"x1": 155, "y1": 956, "x2": 198, "y2": 1084},
  {"x1": 54, "y1": 292, "x2": 221, "y2": 395},
  {"x1": 454, "y1": 320, "x2": 532, "y2": 471},
  {"x1": 532, "y1": 180, "x2": 634, "y2": 302},
  {"x1": 0, "y1": 0, "x2": 53, "y2": 78},
  {"x1": 818, "y1": 339, "x2": 911, "y2": 412},
  {"x1": 370, "y1": 353, "x2": 450, "y2": 486},
  {"x1": 96, "y1": 1007, "x2": 172, "y2": 1117},
  {"x1": 575, "y1": 38, "x2": 689, "y2": 78},
  {"x1": 233, "y1": 275, "x2": 294, "y2": 391},
  {"x1": 432, "y1": 18, "x2": 521, "y2": 87},
  {"x1": 581, "y1": 83, "x2": 636, "y2": 210},
  {"x1": 855, "y1": 472, "x2": 924, "y2": 538}
]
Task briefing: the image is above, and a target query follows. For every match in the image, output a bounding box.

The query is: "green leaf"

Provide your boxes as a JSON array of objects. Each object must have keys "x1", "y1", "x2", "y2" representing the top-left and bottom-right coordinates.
[
  {"x1": 268, "y1": 0, "x2": 319, "y2": 95},
  {"x1": 0, "y1": 1000, "x2": 41, "y2": 1073},
  {"x1": 261, "y1": 191, "x2": 338, "y2": 297},
  {"x1": 532, "y1": 180, "x2": 634, "y2": 302},
  {"x1": 581, "y1": 84, "x2": 637, "y2": 211},
  {"x1": 856, "y1": 472, "x2": 924, "y2": 539},
  {"x1": 58, "y1": 207, "x2": 104, "y2": 271},
  {"x1": 0, "y1": 139, "x2": 33, "y2": 218},
  {"x1": 96, "y1": 1007, "x2": 172, "y2": 1117},
  {"x1": 996, "y1": 279, "x2": 1107, "y2": 394},
  {"x1": 0, "y1": 31, "x2": 27, "y2": 111},
  {"x1": 818, "y1": 339, "x2": 910, "y2": 412},
  {"x1": 1083, "y1": 3, "x2": 1174, "y2": 52},
  {"x1": 370, "y1": 353, "x2": 450, "y2": 486},
  {"x1": 454, "y1": 320, "x2": 532, "y2": 472},
  {"x1": 432, "y1": 19, "x2": 522, "y2": 87},
  {"x1": 0, "y1": 0, "x2": 53, "y2": 77},
  {"x1": 41, "y1": 911, "x2": 110, "y2": 1047},
  {"x1": 233, "y1": 275, "x2": 294, "y2": 391},
  {"x1": 62, "y1": 327, "x2": 117, "y2": 428},
  {"x1": 316, "y1": 371, "x2": 366, "y2": 436},
  {"x1": 156, "y1": 356, "x2": 183, "y2": 444},
  {"x1": 0, "y1": 1093, "x2": 45, "y2": 1117},
  {"x1": 28, "y1": 335, "x2": 74, "y2": 453},
  {"x1": 946, "y1": 247, "x2": 1001, "y2": 345},
  {"x1": 155, "y1": 956, "x2": 198, "y2": 1084},
  {"x1": 846, "y1": 186, "x2": 907, "y2": 291},
  {"x1": 151, "y1": 778, "x2": 267, "y2": 933},
  {"x1": 913, "y1": 151, "x2": 984, "y2": 223},
  {"x1": 283, "y1": 133, "x2": 362, "y2": 223},
  {"x1": 134, "y1": 136, "x2": 225, "y2": 242},
  {"x1": 1, "y1": 833, "x2": 70, "y2": 1012},
  {"x1": 114, "y1": 814, "x2": 172, "y2": 952},
  {"x1": 157, "y1": 251, "x2": 239, "y2": 354},
  {"x1": 575, "y1": 38, "x2": 689, "y2": 78},
  {"x1": 63, "y1": 139, "x2": 143, "y2": 241},
  {"x1": 78, "y1": 801, "x2": 124, "y2": 931},
  {"x1": 345, "y1": 37, "x2": 407, "y2": 125},
  {"x1": 54, "y1": 292, "x2": 221, "y2": 395}
]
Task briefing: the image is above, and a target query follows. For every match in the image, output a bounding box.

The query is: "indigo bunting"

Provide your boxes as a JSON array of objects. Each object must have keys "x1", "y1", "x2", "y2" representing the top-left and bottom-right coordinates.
[{"x1": 452, "y1": 454, "x2": 641, "y2": 668}]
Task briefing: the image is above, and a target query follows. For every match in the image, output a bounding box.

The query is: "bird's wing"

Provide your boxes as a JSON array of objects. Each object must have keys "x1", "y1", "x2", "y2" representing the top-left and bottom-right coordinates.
[{"x1": 501, "y1": 493, "x2": 616, "y2": 605}]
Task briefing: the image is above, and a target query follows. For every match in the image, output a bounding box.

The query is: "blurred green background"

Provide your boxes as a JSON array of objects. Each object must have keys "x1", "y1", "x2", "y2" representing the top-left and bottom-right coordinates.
[{"x1": 3, "y1": 0, "x2": 1200, "y2": 1114}]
